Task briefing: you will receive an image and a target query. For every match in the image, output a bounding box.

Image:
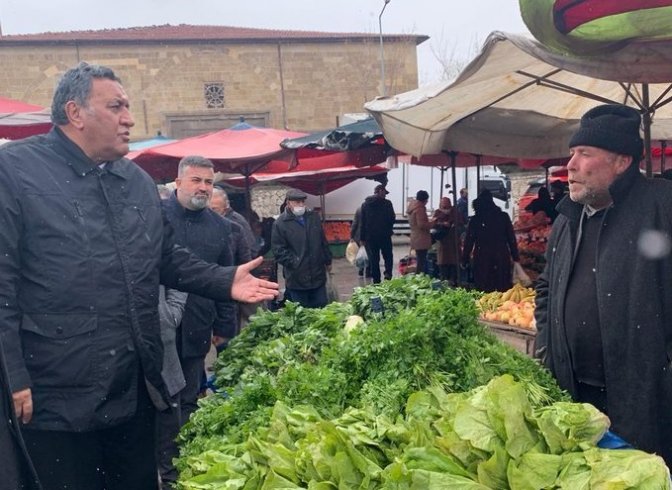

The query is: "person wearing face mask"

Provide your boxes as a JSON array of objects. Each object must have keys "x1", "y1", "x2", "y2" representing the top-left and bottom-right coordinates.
[{"x1": 272, "y1": 189, "x2": 332, "y2": 308}]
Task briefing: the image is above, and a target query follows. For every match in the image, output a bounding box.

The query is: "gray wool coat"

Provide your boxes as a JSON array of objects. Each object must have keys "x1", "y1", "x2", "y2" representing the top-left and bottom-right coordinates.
[{"x1": 535, "y1": 163, "x2": 672, "y2": 464}]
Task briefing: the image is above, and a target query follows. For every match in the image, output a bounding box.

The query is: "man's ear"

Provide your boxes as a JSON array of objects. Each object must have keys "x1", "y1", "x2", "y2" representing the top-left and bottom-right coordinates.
[
  {"x1": 615, "y1": 154, "x2": 633, "y2": 174},
  {"x1": 64, "y1": 101, "x2": 85, "y2": 130}
]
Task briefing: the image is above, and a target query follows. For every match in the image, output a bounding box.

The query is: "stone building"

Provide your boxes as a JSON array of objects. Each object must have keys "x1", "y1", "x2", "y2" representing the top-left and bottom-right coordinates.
[{"x1": 0, "y1": 24, "x2": 427, "y2": 139}]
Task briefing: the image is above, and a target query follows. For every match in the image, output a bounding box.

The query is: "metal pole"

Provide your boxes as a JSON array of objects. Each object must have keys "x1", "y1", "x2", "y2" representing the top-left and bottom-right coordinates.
[
  {"x1": 378, "y1": 0, "x2": 391, "y2": 96},
  {"x1": 643, "y1": 83, "x2": 653, "y2": 178},
  {"x1": 661, "y1": 140, "x2": 667, "y2": 174}
]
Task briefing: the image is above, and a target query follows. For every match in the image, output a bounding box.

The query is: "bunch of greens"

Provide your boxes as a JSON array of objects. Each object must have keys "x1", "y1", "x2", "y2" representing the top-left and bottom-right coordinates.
[
  {"x1": 177, "y1": 276, "x2": 570, "y2": 483},
  {"x1": 178, "y1": 376, "x2": 670, "y2": 489}
]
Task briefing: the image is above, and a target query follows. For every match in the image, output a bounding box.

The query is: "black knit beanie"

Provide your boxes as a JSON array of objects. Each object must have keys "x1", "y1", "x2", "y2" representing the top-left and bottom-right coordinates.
[{"x1": 569, "y1": 104, "x2": 643, "y2": 161}]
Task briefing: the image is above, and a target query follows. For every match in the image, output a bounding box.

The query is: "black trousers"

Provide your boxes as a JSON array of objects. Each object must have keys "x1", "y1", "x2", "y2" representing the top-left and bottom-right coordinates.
[
  {"x1": 156, "y1": 355, "x2": 204, "y2": 487},
  {"x1": 365, "y1": 237, "x2": 393, "y2": 283},
  {"x1": 415, "y1": 249, "x2": 428, "y2": 275},
  {"x1": 22, "y1": 387, "x2": 157, "y2": 490}
]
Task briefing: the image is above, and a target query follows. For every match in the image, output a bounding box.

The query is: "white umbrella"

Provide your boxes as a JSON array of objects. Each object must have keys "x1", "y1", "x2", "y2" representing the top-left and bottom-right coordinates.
[{"x1": 365, "y1": 32, "x2": 672, "y2": 174}]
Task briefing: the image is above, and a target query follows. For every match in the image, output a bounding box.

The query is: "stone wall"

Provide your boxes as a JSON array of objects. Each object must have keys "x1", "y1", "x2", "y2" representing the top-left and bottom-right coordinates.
[{"x1": 0, "y1": 39, "x2": 419, "y2": 139}]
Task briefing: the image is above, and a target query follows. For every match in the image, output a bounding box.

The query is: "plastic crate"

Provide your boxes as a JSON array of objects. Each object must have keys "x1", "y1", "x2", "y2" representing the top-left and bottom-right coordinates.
[{"x1": 328, "y1": 241, "x2": 348, "y2": 258}]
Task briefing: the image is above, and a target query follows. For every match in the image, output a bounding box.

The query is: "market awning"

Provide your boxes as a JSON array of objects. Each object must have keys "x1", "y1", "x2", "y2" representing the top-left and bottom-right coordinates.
[
  {"x1": 130, "y1": 121, "x2": 307, "y2": 181},
  {"x1": 364, "y1": 32, "x2": 672, "y2": 164},
  {"x1": 0, "y1": 96, "x2": 52, "y2": 139}
]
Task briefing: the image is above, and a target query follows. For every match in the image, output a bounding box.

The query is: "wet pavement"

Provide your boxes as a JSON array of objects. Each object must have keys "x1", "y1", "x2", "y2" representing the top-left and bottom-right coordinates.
[{"x1": 280, "y1": 236, "x2": 412, "y2": 303}]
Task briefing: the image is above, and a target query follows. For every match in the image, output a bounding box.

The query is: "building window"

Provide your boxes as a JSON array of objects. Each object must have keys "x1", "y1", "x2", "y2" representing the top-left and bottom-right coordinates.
[{"x1": 204, "y1": 83, "x2": 225, "y2": 108}]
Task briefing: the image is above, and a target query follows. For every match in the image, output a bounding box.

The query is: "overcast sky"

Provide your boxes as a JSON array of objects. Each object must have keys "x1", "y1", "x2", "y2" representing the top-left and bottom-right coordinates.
[{"x1": 0, "y1": 0, "x2": 529, "y2": 85}]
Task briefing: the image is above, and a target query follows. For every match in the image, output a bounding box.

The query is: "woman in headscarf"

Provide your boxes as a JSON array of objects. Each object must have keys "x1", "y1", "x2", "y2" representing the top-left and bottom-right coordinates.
[
  {"x1": 461, "y1": 189, "x2": 520, "y2": 292},
  {"x1": 407, "y1": 190, "x2": 433, "y2": 275},
  {"x1": 432, "y1": 196, "x2": 463, "y2": 285}
]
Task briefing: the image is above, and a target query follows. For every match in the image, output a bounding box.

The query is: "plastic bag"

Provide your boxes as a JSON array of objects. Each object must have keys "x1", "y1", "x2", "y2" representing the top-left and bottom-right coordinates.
[
  {"x1": 345, "y1": 240, "x2": 359, "y2": 265},
  {"x1": 355, "y1": 246, "x2": 368, "y2": 270},
  {"x1": 326, "y1": 272, "x2": 339, "y2": 303},
  {"x1": 512, "y1": 261, "x2": 532, "y2": 287}
]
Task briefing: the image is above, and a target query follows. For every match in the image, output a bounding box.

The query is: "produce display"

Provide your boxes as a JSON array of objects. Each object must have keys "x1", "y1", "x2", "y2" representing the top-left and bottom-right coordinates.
[
  {"x1": 322, "y1": 221, "x2": 351, "y2": 243},
  {"x1": 478, "y1": 284, "x2": 537, "y2": 330},
  {"x1": 176, "y1": 276, "x2": 670, "y2": 488},
  {"x1": 514, "y1": 212, "x2": 551, "y2": 281}
]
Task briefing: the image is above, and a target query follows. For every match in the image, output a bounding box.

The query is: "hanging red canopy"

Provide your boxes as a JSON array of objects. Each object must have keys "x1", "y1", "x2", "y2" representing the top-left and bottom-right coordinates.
[
  {"x1": 221, "y1": 164, "x2": 388, "y2": 196},
  {"x1": 0, "y1": 96, "x2": 52, "y2": 139},
  {"x1": 130, "y1": 122, "x2": 307, "y2": 181}
]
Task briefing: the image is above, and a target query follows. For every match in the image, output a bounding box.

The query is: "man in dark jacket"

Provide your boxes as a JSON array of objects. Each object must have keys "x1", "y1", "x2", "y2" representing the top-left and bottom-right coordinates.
[
  {"x1": 360, "y1": 184, "x2": 396, "y2": 283},
  {"x1": 535, "y1": 104, "x2": 672, "y2": 465},
  {"x1": 0, "y1": 62, "x2": 278, "y2": 490},
  {"x1": 272, "y1": 189, "x2": 332, "y2": 308},
  {"x1": 211, "y1": 186, "x2": 258, "y2": 258},
  {"x1": 158, "y1": 155, "x2": 239, "y2": 488}
]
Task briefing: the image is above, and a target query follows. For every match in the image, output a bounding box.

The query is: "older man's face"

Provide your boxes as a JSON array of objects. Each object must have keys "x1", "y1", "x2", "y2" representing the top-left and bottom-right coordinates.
[
  {"x1": 78, "y1": 78, "x2": 135, "y2": 162},
  {"x1": 566, "y1": 145, "x2": 630, "y2": 208}
]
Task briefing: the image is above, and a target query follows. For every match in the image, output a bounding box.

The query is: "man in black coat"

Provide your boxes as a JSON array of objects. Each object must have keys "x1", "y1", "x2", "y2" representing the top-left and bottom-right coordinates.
[
  {"x1": 158, "y1": 156, "x2": 239, "y2": 488},
  {"x1": 0, "y1": 62, "x2": 278, "y2": 490},
  {"x1": 360, "y1": 184, "x2": 396, "y2": 283},
  {"x1": 272, "y1": 189, "x2": 332, "y2": 308},
  {"x1": 535, "y1": 104, "x2": 672, "y2": 465}
]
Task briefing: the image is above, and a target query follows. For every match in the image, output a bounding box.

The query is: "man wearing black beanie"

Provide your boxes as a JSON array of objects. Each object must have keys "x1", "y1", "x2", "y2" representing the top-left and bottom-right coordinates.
[{"x1": 534, "y1": 103, "x2": 672, "y2": 465}]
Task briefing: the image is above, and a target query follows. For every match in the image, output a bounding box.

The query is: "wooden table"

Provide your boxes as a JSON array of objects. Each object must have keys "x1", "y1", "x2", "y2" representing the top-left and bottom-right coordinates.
[{"x1": 480, "y1": 320, "x2": 536, "y2": 356}]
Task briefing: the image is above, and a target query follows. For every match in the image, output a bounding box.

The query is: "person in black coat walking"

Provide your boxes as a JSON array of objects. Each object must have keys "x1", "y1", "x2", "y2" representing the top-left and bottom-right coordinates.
[
  {"x1": 360, "y1": 184, "x2": 396, "y2": 283},
  {"x1": 272, "y1": 189, "x2": 332, "y2": 308}
]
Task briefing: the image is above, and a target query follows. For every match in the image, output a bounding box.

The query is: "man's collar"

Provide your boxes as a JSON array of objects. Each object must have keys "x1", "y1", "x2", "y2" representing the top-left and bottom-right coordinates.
[{"x1": 50, "y1": 126, "x2": 129, "y2": 180}]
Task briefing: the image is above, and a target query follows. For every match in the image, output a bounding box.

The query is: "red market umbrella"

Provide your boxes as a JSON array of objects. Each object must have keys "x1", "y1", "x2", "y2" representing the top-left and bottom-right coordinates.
[
  {"x1": 130, "y1": 121, "x2": 307, "y2": 181},
  {"x1": 221, "y1": 163, "x2": 389, "y2": 196},
  {"x1": 0, "y1": 96, "x2": 52, "y2": 139}
]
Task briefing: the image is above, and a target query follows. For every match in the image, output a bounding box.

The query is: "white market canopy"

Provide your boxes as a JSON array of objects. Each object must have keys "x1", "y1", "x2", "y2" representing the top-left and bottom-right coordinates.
[{"x1": 365, "y1": 32, "x2": 672, "y2": 162}]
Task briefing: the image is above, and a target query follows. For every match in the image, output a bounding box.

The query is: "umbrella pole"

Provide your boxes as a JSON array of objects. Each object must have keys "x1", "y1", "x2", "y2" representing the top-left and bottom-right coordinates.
[
  {"x1": 643, "y1": 83, "x2": 653, "y2": 178},
  {"x1": 439, "y1": 167, "x2": 444, "y2": 198},
  {"x1": 320, "y1": 185, "x2": 326, "y2": 222},
  {"x1": 449, "y1": 151, "x2": 460, "y2": 286},
  {"x1": 244, "y1": 164, "x2": 252, "y2": 221},
  {"x1": 662, "y1": 141, "x2": 667, "y2": 174}
]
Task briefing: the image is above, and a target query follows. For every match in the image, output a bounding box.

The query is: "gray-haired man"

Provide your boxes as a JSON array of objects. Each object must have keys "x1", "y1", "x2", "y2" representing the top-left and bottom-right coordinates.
[{"x1": 0, "y1": 62, "x2": 277, "y2": 490}]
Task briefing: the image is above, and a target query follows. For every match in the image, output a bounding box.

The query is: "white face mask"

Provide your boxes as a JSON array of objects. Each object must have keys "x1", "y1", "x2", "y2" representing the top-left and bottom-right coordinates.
[{"x1": 293, "y1": 206, "x2": 306, "y2": 216}]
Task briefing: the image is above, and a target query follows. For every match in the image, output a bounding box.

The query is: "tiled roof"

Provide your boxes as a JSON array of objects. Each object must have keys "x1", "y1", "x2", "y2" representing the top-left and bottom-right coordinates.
[{"x1": 0, "y1": 24, "x2": 428, "y2": 45}]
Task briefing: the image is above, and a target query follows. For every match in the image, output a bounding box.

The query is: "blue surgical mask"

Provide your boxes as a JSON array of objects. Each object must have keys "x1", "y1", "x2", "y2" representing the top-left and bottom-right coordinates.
[{"x1": 293, "y1": 206, "x2": 306, "y2": 217}]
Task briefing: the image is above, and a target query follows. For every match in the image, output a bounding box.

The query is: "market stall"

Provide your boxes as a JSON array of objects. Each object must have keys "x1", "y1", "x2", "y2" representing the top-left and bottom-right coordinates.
[{"x1": 175, "y1": 276, "x2": 670, "y2": 488}]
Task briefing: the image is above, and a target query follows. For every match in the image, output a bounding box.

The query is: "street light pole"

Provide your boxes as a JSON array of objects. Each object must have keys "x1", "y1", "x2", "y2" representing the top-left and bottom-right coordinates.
[{"x1": 378, "y1": 0, "x2": 391, "y2": 96}]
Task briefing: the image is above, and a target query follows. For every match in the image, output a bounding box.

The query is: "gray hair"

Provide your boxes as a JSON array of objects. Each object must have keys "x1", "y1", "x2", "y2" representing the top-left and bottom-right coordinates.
[
  {"x1": 212, "y1": 186, "x2": 229, "y2": 202},
  {"x1": 51, "y1": 62, "x2": 120, "y2": 125},
  {"x1": 177, "y1": 155, "x2": 214, "y2": 177},
  {"x1": 156, "y1": 184, "x2": 172, "y2": 200}
]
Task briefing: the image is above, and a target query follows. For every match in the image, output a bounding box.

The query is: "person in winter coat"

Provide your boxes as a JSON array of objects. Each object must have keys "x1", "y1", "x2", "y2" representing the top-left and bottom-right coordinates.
[
  {"x1": 408, "y1": 190, "x2": 434, "y2": 275},
  {"x1": 534, "y1": 104, "x2": 672, "y2": 466},
  {"x1": 157, "y1": 155, "x2": 239, "y2": 489},
  {"x1": 461, "y1": 189, "x2": 520, "y2": 292},
  {"x1": 350, "y1": 204, "x2": 370, "y2": 277},
  {"x1": 0, "y1": 62, "x2": 278, "y2": 490},
  {"x1": 360, "y1": 184, "x2": 396, "y2": 283},
  {"x1": 525, "y1": 186, "x2": 558, "y2": 223},
  {"x1": 432, "y1": 196, "x2": 463, "y2": 284},
  {"x1": 272, "y1": 189, "x2": 332, "y2": 308}
]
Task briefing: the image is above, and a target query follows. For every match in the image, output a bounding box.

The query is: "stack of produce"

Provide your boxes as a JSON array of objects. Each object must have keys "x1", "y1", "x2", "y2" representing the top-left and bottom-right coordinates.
[
  {"x1": 322, "y1": 221, "x2": 351, "y2": 242},
  {"x1": 176, "y1": 276, "x2": 669, "y2": 488},
  {"x1": 478, "y1": 284, "x2": 536, "y2": 330},
  {"x1": 514, "y1": 215, "x2": 551, "y2": 280}
]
